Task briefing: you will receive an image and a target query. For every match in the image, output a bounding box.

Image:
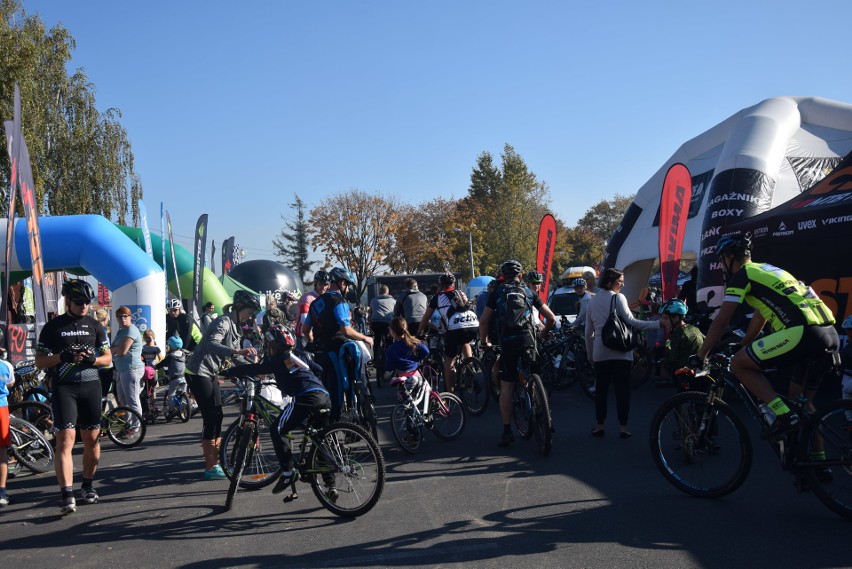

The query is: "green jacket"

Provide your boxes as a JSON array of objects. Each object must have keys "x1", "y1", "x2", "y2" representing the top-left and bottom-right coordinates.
[{"x1": 666, "y1": 323, "x2": 705, "y2": 371}]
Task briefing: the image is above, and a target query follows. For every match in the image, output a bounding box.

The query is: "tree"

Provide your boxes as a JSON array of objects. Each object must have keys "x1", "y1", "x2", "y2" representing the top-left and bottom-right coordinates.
[
  {"x1": 307, "y1": 189, "x2": 399, "y2": 301},
  {"x1": 273, "y1": 194, "x2": 313, "y2": 282},
  {"x1": 562, "y1": 226, "x2": 605, "y2": 268},
  {"x1": 0, "y1": 1, "x2": 142, "y2": 224},
  {"x1": 385, "y1": 198, "x2": 457, "y2": 274},
  {"x1": 576, "y1": 194, "x2": 634, "y2": 248}
]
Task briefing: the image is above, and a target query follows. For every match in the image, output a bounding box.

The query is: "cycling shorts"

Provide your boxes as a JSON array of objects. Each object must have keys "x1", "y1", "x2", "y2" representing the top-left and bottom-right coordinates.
[
  {"x1": 444, "y1": 328, "x2": 478, "y2": 359},
  {"x1": 498, "y1": 335, "x2": 535, "y2": 383},
  {"x1": 745, "y1": 324, "x2": 840, "y2": 389},
  {"x1": 52, "y1": 381, "x2": 102, "y2": 430},
  {"x1": 0, "y1": 406, "x2": 9, "y2": 446}
]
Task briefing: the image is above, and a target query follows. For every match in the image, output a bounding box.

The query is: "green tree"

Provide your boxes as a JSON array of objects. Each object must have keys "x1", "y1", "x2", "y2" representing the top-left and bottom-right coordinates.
[
  {"x1": 273, "y1": 194, "x2": 313, "y2": 282},
  {"x1": 0, "y1": 0, "x2": 141, "y2": 223},
  {"x1": 576, "y1": 194, "x2": 634, "y2": 248},
  {"x1": 307, "y1": 189, "x2": 399, "y2": 301},
  {"x1": 386, "y1": 197, "x2": 457, "y2": 274}
]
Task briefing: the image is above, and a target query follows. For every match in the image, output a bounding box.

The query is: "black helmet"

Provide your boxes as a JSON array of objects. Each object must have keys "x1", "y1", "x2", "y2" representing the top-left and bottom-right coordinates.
[
  {"x1": 715, "y1": 234, "x2": 751, "y2": 258},
  {"x1": 264, "y1": 324, "x2": 296, "y2": 352},
  {"x1": 525, "y1": 270, "x2": 543, "y2": 284},
  {"x1": 439, "y1": 272, "x2": 455, "y2": 286},
  {"x1": 571, "y1": 278, "x2": 587, "y2": 288},
  {"x1": 500, "y1": 260, "x2": 523, "y2": 278},
  {"x1": 329, "y1": 267, "x2": 356, "y2": 286},
  {"x1": 62, "y1": 279, "x2": 95, "y2": 303},
  {"x1": 232, "y1": 290, "x2": 261, "y2": 312},
  {"x1": 313, "y1": 269, "x2": 330, "y2": 284}
]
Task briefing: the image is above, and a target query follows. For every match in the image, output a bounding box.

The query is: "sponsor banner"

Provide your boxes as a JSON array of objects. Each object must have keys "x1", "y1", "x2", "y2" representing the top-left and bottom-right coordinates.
[
  {"x1": 536, "y1": 214, "x2": 557, "y2": 302},
  {"x1": 165, "y1": 210, "x2": 181, "y2": 302},
  {"x1": 191, "y1": 214, "x2": 208, "y2": 322},
  {"x1": 160, "y1": 202, "x2": 168, "y2": 303},
  {"x1": 7, "y1": 323, "x2": 35, "y2": 365},
  {"x1": 603, "y1": 202, "x2": 642, "y2": 270},
  {"x1": 222, "y1": 236, "x2": 236, "y2": 276},
  {"x1": 653, "y1": 168, "x2": 712, "y2": 226},
  {"x1": 98, "y1": 282, "x2": 111, "y2": 306},
  {"x1": 658, "y1": 163, "x2": 692, "y2": 301},
  {"x1": 139, "y1": 201, "x2": 154, "y2": 258}
]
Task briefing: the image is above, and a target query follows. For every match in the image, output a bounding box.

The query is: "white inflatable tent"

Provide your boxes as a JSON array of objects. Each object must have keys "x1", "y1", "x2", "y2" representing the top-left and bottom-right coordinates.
[{"x1": 603, "y1": 96, "x2": 852, "y2": 310}]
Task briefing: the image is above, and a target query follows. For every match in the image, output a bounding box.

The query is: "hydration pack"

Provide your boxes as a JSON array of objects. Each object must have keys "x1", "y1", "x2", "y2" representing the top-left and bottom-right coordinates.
[{"x1": 494, "y1": 282, "x2": 534, "y2": 340}]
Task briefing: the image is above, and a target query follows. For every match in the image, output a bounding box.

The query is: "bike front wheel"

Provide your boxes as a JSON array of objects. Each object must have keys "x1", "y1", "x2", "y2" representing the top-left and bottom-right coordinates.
[
  {"x1": 105, "y1": 406, "x2": 147, "y2": 448},
  {"x1": 800, "y1": 399, "x2": 852, "y2": 521},
  {"x1": 390, "y1": 404, "x2": 424, "y2": 454},
  {"x1": 9, "y1": 401, "x2": 54, "y2": 447},
  {"x1": 457, "y1": 357, "x2": 489, "y2": 416},
  {"x1": 430, "y1": 392, "x2": 466, "y2": 441},
  {"x1": 513, "y1": 385, "x2": 533, "y2": 440},
  {"x1": 225, "y1": 424, "x2": 254, "y2": 511},
  {"x1": 529, "y1": 374, "x2": 553, "y2": 456},
  {"x1": 9, "y1": 416, "x2": 54, "y2": 473},
  {"x1": 220, "y1": 418, "x2": 281, "y2": 488},
  {"x1": 308, "y1": 422, "x2": 385, "y2": 518},
  {"x1": 649, "y1": 391, "x2": 752, "y2": 498}
]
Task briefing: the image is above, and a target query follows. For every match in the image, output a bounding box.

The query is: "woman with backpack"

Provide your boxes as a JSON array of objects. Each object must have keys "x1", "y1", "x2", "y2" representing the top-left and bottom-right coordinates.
[{"x1": 584, "y1": 268, "x2": 661, "y2": 439}]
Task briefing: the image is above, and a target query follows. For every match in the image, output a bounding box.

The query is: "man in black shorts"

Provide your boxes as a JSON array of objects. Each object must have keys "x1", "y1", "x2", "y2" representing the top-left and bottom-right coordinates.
[{"x1": 36, "y1": 280, "x2": 112, "y2": 515}]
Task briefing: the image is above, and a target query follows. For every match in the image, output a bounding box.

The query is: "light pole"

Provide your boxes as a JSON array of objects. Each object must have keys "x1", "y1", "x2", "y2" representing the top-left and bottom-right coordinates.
[{"x1": 455, "y1": 227, "x2": 475, "y2": 280}]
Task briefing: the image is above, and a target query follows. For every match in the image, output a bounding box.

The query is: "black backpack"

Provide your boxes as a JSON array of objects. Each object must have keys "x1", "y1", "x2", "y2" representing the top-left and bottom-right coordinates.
[{"x1": 494, "y1": 282, "x2": 534, "y2": 340}]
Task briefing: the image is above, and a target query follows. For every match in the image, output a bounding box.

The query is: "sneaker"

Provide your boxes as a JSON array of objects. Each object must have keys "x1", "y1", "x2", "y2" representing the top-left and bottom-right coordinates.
[
  {"x1": 497, "y1": 432, "x2": 515, "y2": 448},
  {"x1": 272, "y1": 470, "x2": 298, "y2": 495},
  {"x1": 203, "y1": 465, "x2": 227, "y2": 480},
  {"x1": 79, "y1": 487, "x2": 99, "y2": 505},
  {"x1": 0, "y1": 495, "x2": 9, "y2": 507},
  {"x1": 118, "y1": 428, "x2": 139, "y2": 440},
  {"x1": 325, "y1": 488, "x2": 339, "y2": 504},
  {"x1": 763, "y1": 412, "x2": 800, "y2": 439},
  {"x1": 60, "y1": 495, "x2": 77, "y2": 515}
]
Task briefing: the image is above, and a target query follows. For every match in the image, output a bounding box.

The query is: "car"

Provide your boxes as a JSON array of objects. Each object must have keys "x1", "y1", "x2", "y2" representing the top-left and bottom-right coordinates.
[{"x1": 548, "y1": 291, "x2": 581, "y2": 327}]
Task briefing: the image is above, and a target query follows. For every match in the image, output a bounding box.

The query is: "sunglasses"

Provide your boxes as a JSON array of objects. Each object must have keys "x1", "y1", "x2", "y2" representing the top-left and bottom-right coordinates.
[{"x1": 71, "y1": 298, "x2": 91, "y2": 306}]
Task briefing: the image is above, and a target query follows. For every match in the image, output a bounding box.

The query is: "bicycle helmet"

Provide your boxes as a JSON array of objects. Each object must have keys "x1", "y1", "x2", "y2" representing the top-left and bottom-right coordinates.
[
  {"x1": 62, "y1": 279, "x2": 95, "y2": 302},
  {"x1": 166, "y1": 298, "x2": 182, "y2": 310},
  {"x1": 842, "y1": 315, "x2": 852, "y2": 330},
  {"x1": 571, "y1": 278, "x2": 587, "y2": 288},
  {"x1": 525, "y1": 270, "x2": 543, "y2": 284},
  {"x1": 715, "y1": 233, "x2": 751, "y2": 258},
  {"x1": 439, "y1": 272, "x2": 455, "y2": 286},
  {"x1": 313, "y1": 269, "x2": 330, "y2": 284},
  {"x1": 167, "y1": 336, "x2": 183, "y2": 350},
  {"x1": 500, "y1": 260, "x2": 522, "y2": 278},
  {"x1": 232, "y1": 290, "x2": 261, "y2": 312},
  {"x1": 329, "y1": 267, "x2": 356, "y2": 286},
  {"x1": 264, "y1": 324, "x2": 296, "y2": 351},
  {"x1": 659, "y1": 299, "x2": 688, "y2": 316}
]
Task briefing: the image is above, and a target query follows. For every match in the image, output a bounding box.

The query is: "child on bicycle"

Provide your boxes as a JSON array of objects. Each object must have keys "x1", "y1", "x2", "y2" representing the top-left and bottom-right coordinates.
[
  {"x1": 141, "y1": 329, "x2": 162, "y2": 416},
  {"x1": 156, "y1": 336, "x2": 188, "y2": 413},
  {"x1": 0, "y1": 356, "x2": 15, "y2": 507},
  {"x1": 386, "y1": 317, "x2": 430, "y2": 390},
  {"x1": 221, "y1": 324, "x2": 332, "y2": 497}
]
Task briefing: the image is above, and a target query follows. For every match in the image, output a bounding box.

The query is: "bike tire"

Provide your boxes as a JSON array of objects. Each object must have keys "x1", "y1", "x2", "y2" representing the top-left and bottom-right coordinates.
[
  {"x1": 225, "y1": 425, "x2": 253, "y2": 511},
  {"x1": 9, "y1": 416, "x2": 54, "y2": 473},
  {"x1": 630, "y1": 348, "x2": 653, "y2": 390},
  {"x1": 22, "y1": 386, "x2": 51, "y2": 405},
  {"x1": 9, "y1": 401, "x2": 54, "y2": 447},
  {"x1": 513, "y1": 383, "x2": 534, "y2": 440},
  {"x1": 308, "y1": 422, "x2": 385, "y2": 518},
  {"x1": 529, "y1": 374, "x2": 553, "y2": 456},
  {"x1": 178, "y1": 393, "x2": 191, "y2": 423},
  {"x1": 649, "y1": 391, "x2": 751, "y2": 498},
  {"x1": 457, "y1": 357, "x2": 489, "y2": 416},
  {"x1": 355, "y1": 383, "x2": 379, "y2": 441},
  {"x1": 430, "y1": 392, "x2": 466, "y2": 441},
  {"x1": 105, "y1": 406, "x2": 147, "y2": 448},
  {"x1": 220, "y1": 419, "x2": 281, "y2": 488},
  {"x1": 800, "y1": 399, "x2": 852, "y2": 521},
  {"x1": 390, "y1": 404, "x2": 423, "y2": 454},
  {"x1": 161, "y1": 392, "x2": 174, "y2": 423}
]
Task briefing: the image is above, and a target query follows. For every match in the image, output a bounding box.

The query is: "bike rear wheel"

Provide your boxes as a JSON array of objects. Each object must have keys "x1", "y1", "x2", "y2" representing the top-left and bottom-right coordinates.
[
  {"x1": 800, "y1": 399, "x2": 852, "y2": 521},
  {"x1": 225, "y1": 425, "x2": 254, "y2": 511},
  {"x1": 9, "y1": 416, "x2": 54, "y2": 473},
  {"x1": 220, "y1": 418, "x2": 281, "y2": 488},
  {"x1": 355, "y1": 383, "x2": 379, "y2": 441},
  {"x1": 649, "y1": 391, "x2": 752, "y2": 498},
  {"x1": 456, "y1": 357, "x2": 488, "y2": 416},
  {"x1": 430, "y1": 392, "x2": 466, "y2": 441},
  {"x1": 512, "y1": 384, "x2": 533, "y2": 440},
  {"x1": 529, "y1": 374, "x2": 553, "y2": 456},
  {"x1": 9, "y1": 401, "x2": 54, "y2": 447},
  {"x1": 390, "y1": 404, "x2": 424, "y2": 454},
  {"x1": 308, "y1": 422, "x2": 385, "y2": 518},
  {"x1": 105, "y1": 406, "x2": 147, "y2": 448}
]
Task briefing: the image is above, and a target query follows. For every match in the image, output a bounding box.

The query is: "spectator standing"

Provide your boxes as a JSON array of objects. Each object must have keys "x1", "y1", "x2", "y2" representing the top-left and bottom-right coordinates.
[
  {"x1": 111, "y1": 306, "x2": 145, "y2": 429},
  {"x1": 394, "y1": 278, "x2": 427, "y2": 335},
  {"x1": 166, "y1": 298, "x2": 195, "y2": 350},
  {"x1": 200, "y1": 302, "x2": 217, "y2": 334}
]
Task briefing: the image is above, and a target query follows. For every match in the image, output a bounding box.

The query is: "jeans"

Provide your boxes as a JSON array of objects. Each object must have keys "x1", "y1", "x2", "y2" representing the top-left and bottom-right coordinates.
[{"x1": 115, "y1": 366, "x2": 144, "y2": 427}]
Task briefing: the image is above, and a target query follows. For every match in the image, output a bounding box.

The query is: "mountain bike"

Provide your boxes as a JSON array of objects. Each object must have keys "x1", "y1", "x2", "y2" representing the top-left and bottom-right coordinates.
[
  {"x1": 537, "y1": 326, "x2": 595, "y2": 399},
  {"x1": 9, "y1": 416, "x2": 54, "y2": 473},
  {"x1": 649, "y1": 349, "x2": 852, "y2": 521},
  {"x1": 224, "y1": 375, "x2": 385, "y2": 517},
  {"x1": 389, "y1": 372, "x2": 466, "y2": 454},
  {"x1": 511, "y1": 345, "x2": 553, "y2": 456},
  {"x1": 9, "y1": 400, "x2": 54, "y2": 445}
]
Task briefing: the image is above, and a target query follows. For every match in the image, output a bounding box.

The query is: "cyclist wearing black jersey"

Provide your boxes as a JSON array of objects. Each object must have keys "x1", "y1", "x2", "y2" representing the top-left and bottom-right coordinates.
[
  {"x1": 35, "y1": 280, "x2": 112, "y2": 515},
  {"x1": 303, "y1": 267, "x2": 373, "y2": 421},
  {"x1": 695, "y1": 234, "x2": 839, "y2": 437}
]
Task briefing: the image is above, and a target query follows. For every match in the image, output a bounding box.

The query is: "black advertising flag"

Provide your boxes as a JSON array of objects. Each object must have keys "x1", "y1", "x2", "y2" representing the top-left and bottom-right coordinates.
[{"x1": 191, "y1": 214, "x2": 208, "y2": 322}]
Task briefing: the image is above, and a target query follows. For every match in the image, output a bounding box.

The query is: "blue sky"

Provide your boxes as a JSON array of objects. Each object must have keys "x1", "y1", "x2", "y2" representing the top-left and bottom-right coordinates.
[{"x1": 24, "y1": 0, "x2": 852, "y2": 263}]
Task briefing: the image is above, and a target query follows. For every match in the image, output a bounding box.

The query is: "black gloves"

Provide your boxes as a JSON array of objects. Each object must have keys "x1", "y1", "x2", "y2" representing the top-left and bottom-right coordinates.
[
  {"x1": 59, "y1": 350, "x2": 77, "y2": 364},
  {"x1": 687, "y1": 354, "x2": 705, "y2": 369}
]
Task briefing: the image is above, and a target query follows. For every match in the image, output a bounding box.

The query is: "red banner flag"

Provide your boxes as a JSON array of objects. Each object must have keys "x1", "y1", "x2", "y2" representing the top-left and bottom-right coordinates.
[
  {"x1": 658, "y1": 163, "x2": 692, "y2": 301},
  {"x1": 536, "y1": 214, "x2": 557, "y2": 302}
]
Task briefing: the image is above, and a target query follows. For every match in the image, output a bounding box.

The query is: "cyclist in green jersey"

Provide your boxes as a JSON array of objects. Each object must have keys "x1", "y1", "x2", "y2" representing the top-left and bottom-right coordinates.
[{"x1": 695, "y1": 234, "x2": 839, "y2": 437}]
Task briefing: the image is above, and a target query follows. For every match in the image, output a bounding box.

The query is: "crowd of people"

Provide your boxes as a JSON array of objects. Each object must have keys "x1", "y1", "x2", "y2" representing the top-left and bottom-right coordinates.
[{"x1": 0, "y1": 232, "x2": 848, "y2": 518}]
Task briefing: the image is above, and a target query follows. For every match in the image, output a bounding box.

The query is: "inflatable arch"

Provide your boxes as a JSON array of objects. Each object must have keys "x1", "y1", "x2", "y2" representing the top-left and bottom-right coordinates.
[
  {"x1": 0, "y1": 214, "x2": 166, "y2": 342},
  {"x1": 603, "y1": 96, "x2": 852, "y2": 311}
]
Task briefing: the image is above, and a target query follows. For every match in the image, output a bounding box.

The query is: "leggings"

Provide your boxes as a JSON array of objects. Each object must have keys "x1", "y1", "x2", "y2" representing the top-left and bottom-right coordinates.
[
  {"x1": 593, "y1": 359, "x2": 633, "y2": 426},
  {"x1": 187, "y1": 374, "x2": 223, "y2": 439}
]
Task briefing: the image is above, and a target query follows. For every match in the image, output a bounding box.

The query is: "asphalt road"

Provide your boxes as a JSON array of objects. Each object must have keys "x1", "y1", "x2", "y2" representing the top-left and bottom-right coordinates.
[{"x1": 3, "y1": 377, "x2": 850, "y2": 569}]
